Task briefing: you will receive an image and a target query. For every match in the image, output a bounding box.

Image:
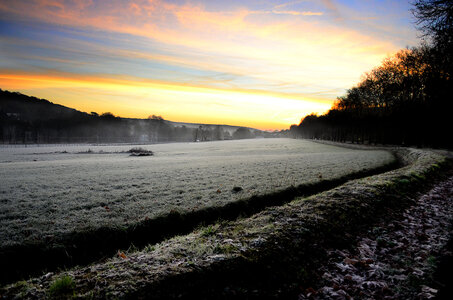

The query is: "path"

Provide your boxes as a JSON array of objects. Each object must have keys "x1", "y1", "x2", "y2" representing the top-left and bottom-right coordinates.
[{"x1": 299, "y1": 176, "x2": 453, "y2": 299}]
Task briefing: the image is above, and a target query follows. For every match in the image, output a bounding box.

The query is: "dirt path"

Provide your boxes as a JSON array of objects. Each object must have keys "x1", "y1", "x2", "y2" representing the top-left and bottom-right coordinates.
[{"x1": 299, "y1": 176, "x2": 453, "y2": 299}]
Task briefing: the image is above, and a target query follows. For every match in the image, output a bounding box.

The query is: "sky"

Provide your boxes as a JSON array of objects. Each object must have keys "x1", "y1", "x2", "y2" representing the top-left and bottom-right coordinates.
[{"x1": 0, "y1": 0, "x2": 419, "y2": 130}]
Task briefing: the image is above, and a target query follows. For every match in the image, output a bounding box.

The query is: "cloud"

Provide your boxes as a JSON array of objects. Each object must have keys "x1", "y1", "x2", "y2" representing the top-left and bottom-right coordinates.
[
  {"x1": 2, "y1": 2, "x2": 399, "y2": 97},
  {"x1": 0, "y1": 1, "x2": 396, "y2": 78},
  {"x1": 0, "y1": 0, "x2": 415, "y2": 128},
  {"x1": 320, "y1": 0, "x2": 343, "y2": 21},
  {"x1": 0, "y1": 1, "x2": 392, "y2": 57},
  {"x1": 0, "y1": 68, "x2": 333, "y2": 104},
  {"x1": 271, "y1": 10, "x2": 323, "y2": 16},
  {"x1": 274, "y1": 0, "x2": 307, "y2": 10}
]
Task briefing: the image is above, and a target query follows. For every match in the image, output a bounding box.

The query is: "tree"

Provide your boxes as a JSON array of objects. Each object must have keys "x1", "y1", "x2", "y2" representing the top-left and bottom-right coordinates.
[
  {"x1": 413, "y1": 0, "x2": 453, "y2": 44},
  {"x1": 232, "y1": 127, "x2": 254, "y2": 139},
  {"x1": 100, "y1": 112, "x2": 116, "y2": 119},
  {"x1": 148, "y1": 115, "x2": 164, "y2": 121},
  {"x1": 413, "y1": 0, "x2": 453, "y2": 73},
  {"x1": 290, "y1": 1, "x2": 453, "y2": 148}
]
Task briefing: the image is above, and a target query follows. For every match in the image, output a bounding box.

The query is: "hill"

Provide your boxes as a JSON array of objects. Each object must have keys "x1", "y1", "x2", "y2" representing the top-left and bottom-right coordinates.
[{"x1": 0, "y1": 89, "x2": 276, "y2": 144}]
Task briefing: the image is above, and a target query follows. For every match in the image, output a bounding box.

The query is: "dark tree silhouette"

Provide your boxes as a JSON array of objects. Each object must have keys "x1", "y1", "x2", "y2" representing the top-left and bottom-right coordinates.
[
  {"x1": 413, "y1": 0, "x2": 453, "y2": 81},
  {"x1": 413, "y1": 0, "x2": 453, "y2": 45},
  {"x1": 148, "y1": 115, "x2": 164, "y2": 121},
  {"x1": 291, "y1": 1, "x2": 453, "y2": 149},
  {"x1": 291, "y1": 46, "x2": 452, "y2": 148},
  {"x1": 0, "y1": 89, "x2": 265, "y2": 144},
  {"x1": 233, "y1": 127, "x2": 254, "y2": 139}
]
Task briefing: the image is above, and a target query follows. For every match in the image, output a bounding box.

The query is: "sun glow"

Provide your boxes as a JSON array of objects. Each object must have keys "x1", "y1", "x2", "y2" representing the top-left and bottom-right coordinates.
[{"x1": 0, "y1": 71, "x2": 331, "y2": 130}]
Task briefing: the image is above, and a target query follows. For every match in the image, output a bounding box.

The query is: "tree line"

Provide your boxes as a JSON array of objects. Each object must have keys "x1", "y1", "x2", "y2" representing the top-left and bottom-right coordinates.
[
  {"x1": 0, "y1": 89, "x2": 271, "y2": 144},
  {"x1": 290, "y1": 0, "x2": 452, "y2": 149}
]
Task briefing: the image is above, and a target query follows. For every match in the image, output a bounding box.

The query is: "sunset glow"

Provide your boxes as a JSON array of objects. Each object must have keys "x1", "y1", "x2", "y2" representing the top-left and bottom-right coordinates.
[{"x1": 0, "y1": 0, "x2": 418, "y2": 130}]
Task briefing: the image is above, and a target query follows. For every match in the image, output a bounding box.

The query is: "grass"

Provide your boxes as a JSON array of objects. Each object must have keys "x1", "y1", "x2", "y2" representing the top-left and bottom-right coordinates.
[
  {"x1": 0, "y1": 139, "x2": 398, "y2": 284},
  {"x1": 143, "y1": 245, "x2": 156, "y2": 252},
  {"x1": 0, "y1": 159, "x2": 400, "y2": 285},
  {"x1": 48, "y1": 275, "x2": 75, "y2": 299},
  {"x1": 201, "y1": 225, "x2": 217, "y2": 237},
  {"x1": 214, "y1": 243, "x2": 238, "y2": 254},
  {"x1": 0, "y1": 147, "x2": 450, "y2": 299}
]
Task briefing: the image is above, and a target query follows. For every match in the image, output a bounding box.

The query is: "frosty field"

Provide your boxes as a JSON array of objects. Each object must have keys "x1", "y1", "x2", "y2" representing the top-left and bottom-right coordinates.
[{"x1": 0, "y1": 139, "x2": 394, "y2": 249}]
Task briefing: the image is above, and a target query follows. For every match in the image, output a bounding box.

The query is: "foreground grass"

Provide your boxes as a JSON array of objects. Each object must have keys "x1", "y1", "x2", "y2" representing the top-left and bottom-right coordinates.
[
  {"x1": 1, "y1": 147, "x2": 450, "y2": 299},
  {"x1": 0, "y1": 139, "x2": 397, "y2": 284},
  {"x1": 0, "y1": 140, "x2": 393, "y2": 252},
  {"x1": 47, "y1": 276, "x2": 75, "y2": 299}
]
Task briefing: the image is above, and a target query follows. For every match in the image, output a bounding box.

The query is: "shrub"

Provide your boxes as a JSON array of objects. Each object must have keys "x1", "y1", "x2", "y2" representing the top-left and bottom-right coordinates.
[
  {"x1": 48, "y1": 275, "x2": 75, "y2": 299},
  {"x1": 128, "y1": 147, "x2": 153, "y2": 156},
  {"x1": 201, "y1": 225, "x2": 216, "y2": 237}
]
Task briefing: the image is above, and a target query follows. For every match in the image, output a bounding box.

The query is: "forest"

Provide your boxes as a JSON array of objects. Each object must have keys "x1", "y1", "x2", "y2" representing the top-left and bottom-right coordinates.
[
  {"x1": 0, "y1": 89, "x2": 273, "y2": 144},
  {"x1": 290, "y1": 0, "x2": 453, "y2": 149}
]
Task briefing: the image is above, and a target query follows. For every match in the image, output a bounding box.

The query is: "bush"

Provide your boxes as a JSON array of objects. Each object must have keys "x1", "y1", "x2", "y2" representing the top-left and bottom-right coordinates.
[
  {"x1": 48, "y1": 275, "x2": 75, "y2": 299},
  {"x1": 128, "y1": 147, "x2": 153, "y2": 156}
]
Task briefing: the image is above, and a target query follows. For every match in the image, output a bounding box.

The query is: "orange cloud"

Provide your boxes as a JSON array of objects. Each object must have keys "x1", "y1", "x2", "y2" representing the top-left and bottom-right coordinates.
[
  {"x1": 0, "y1": 69, "x2": 332, "y2": 104},
  {"x1": 0, "y1": 1, "x2": 396, "y2": 61}
]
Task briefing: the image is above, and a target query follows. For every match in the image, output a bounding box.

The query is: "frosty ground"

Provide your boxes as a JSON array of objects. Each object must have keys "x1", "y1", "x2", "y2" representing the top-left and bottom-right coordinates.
[
  {"x1": 2, "y1": 140, "x2": 451, "y2": 299},
  {"x1": 0, "y1": 139, "x2": 394, "y2": 249}
]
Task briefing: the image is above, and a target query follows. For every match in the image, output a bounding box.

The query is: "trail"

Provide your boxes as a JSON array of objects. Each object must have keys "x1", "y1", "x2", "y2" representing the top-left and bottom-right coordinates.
[{"x1": 299, "y1": 176, "x2": 453, "y2": 299}]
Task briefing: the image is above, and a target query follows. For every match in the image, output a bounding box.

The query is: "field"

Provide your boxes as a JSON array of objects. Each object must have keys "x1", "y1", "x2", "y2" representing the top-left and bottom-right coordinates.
[
  {"x1": 1, "y1": 140, "x2": 451, "y2": 299},
  {"x1": 0, "y1": 139, "x2": 395, "y2": 249}
]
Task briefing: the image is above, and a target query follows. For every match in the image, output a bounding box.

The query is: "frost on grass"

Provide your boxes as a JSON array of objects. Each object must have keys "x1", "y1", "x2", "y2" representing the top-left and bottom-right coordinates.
[
  {"x1": 0, "y1": 139, "x2": 394, "y2": 248},
  {"x1": 299, "y1": 176, "x2": 453, "y2": 299},
  {"x1": 0, "y1": 147, "x2": 447, "y2": 299}
]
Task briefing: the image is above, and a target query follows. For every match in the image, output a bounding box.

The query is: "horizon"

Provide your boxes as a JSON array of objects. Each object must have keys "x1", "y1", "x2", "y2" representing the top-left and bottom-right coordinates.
[{"x1": 0, "y1": 0, "x2": 418, "y2": 130}]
